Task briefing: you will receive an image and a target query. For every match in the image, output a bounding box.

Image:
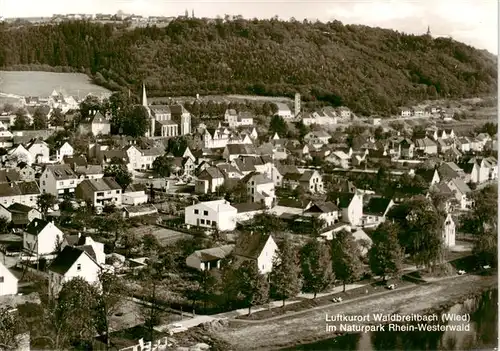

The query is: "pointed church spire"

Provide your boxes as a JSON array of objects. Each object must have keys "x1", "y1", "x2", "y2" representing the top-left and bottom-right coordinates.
[
  {"x1": 142, "y1": 83, "x2": 148, "y2": 107},
  {"x1": 426, "y1": 26, "x2": 431, "y2": 36}
]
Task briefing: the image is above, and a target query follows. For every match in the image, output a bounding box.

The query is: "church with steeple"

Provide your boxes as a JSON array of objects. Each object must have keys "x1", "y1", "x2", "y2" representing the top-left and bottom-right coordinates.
[{"x1": 141, "y1": 84, "x2": 191, "y2": 138}]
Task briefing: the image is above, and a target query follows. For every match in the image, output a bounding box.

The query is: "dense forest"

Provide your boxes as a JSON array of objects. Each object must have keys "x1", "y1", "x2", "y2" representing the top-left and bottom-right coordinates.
[{"x1": 0, "y1": 18, "x2": 496, "y2": 115}]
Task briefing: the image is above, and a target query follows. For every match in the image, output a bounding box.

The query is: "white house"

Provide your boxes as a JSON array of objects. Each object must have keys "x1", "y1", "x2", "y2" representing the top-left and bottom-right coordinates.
[
  {"x1": 185, "y1": 199, "x2": 238, "y2": 231},
  {"x1": 195, "y1": 167, "x2": 225, "y2": 194},
  {"x1": 224, "y1": 109, "x2": 254, "y2": 128},
  {"x1": 442, "y1": 213, "x2": 456, "y2": 248},
  {"x1": 242, "y1": 172, "x2": 276, "y2": 208},
  {"x1": 234, "y1": 233, "x2": 278, "y2": 274},
  {"x1": 48, "y1": 246, "x2": 101, "y2": 296},
  {"x1": 446, "y1": 178, "x2": 472, "y2": 210},
  {"x1": 330, "y1": 192, "x2": 364, "y2": 226},
  {"x1": 0, "y1": 181, "x2": 41, "y2": 208},
  {"x1": 362, "y1": 197, "x2": 394, "y2": 228},
  {"x1": 126, "y1": 146, "x2": 163, "y2": 170},
  {"x1": 122, "y1": 190, "x2": 148, "y2": 206},
  {"x1": 56, "y1": 142, "x2": 74, "y2": 162},
  {"x1": 302, "y1": 201, "x2": 339, "y2": 226},
  {"x1": 274, "y1": 103, "x2": 293, "y2": 119},
  {"x1": 89, "y1": 111, "x2": 111, "y2": 136},
  {"x1": 0, "y1": 261, "x2": 18, "y2": 296},
  {"x1": 186, "y1": 244, "x2": 235, "y2": 271},
  {"x1": 75, "y1": 177, "x2": 122, "y2": 208},
  {"x1": 26, "y1": 139, "x2": 50, "y2": 164},
  {"x1": 23, "y1": 218, "x2": 64, "y2": 256},
  {"x1": 326, "y1": 151, "x2": 350, "y2": 169},
  {"x1": 6, "y1": 145, "x2": 33, "y2": 166},
  {"x1": 40, "y1": 164, "x2": 78, "y2": 197}
]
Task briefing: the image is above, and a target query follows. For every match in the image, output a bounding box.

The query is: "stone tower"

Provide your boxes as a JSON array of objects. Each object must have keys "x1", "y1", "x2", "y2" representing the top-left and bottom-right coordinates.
[
  {"x1": 294, "y1": 93, "x2": 301, "y2": 117},
  {"x1": 181, "y1": 106, "x2": 191, "y2": 135},
  {"x1": 142, "y1": 84, "x2": 155, "y2": 137}
]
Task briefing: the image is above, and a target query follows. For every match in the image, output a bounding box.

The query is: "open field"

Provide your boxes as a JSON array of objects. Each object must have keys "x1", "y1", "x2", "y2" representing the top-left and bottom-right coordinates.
[
  {"x1": 212, "y1": 274, "x2": 497, "y2": 351},
  {"x1": 0, "y1": 71, "x2": 110, "y2": 98}
]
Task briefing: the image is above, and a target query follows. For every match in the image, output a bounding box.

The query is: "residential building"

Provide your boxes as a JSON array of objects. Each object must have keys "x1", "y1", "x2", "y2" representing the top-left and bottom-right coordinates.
[
  {"x1": 399, "y1": 139, "x2": 415, "y2": 159},
  {"x1": 48, "y1": 246, "x2": 101, "y2": 296},
  {"x1": 282, "y1": 170, "x2": 324, "y2": 194},
  {"x1": 304, "y1": 131, "x2": 330, "y2": 146},
  {"x1": 302, "y1": 202, "x2": 339, "y2": 226},
  {"x1": 337, "y1": 106, "x2": 352, "y2": 121},
  {"x1": 75, "y1": 177, "x2": 122, "y2": 208},
  {"x1": 0, "y1": 181, "x2": 40, "y2": 208},
  {"x1": 233, "y1": 233, "x2": 278, "y2": 274},
  {"x1": 79, "y1": 111, "x2": 111, "y2": 136},
  {"x1": 39, "y1": 164, "x2": 78, "y2": 197},
  {"x1": 415, "y1": 168, "x2": 441, "y2": 187},
  {"x1": 8, "y1": 203, "x2": 42, "y2": 227},
  {"x1": 442, "y1": 213, "x2": 456, "y2": 248},
  {"x1": 446, "y1": 178, "x2": 472, "y2": 210},
  {"x1": 329, "y1": 192, "x2": 364, "y2": 226},
  {"x1": 74, "y1": 165, "x2": 104, "y2": 181},
  {"x1": 399, "y1": 107, "x2": 412, "y2": 117},
  {"x1": 186, "y1": 244, "x2": 235, "y2": 271},
  {"x1": 7, "y1": 145, "x2": 33, "y2": 165},
  {"x1": 271, "y1": 163, "x2": 300, "y2": 187},
  {"x1": 23, "y1": 218, "x2": 64, "y2": 256},
  {"x1": 122, "y1": 186, "x2": 148, "y2": 206},
  {"x1": 195, "y1": 167, "x2": 225, "y2": 194},
  {"x1": 0, "y1": 261, "x2": 18, "y2": 296},
  {"x1": 326, "y1": 151, "x2": 350, "y2": 169},
  {"x1": 122, "y1": 204, "x2": 158, "y2": 218},
  {"x1": 184, "y1": 199, "x2": 238, "y2": 231},
  {"x1": 125, "y1": 146, "x2": 163, "y2": 170},
  {"x1": 56, "y1": 142, "x2": 74, "y2": 162},
  {"x1": 415, "y1": 137, "x2": 438, "y2": 155},
  {"x1": 26, "y1": 139, "x2": 50, "y2": 163},
  {"x1": 362, "y1": 197, "x2": 394, "y2": 228},
  {"x1": 224, "y1": 109, "x2": 254, "y2": 128},
  {"x1": 223, "y1": 144, "x2": 258, "y2": 162},
  {"x1": 274, "y1": 103, "x2": 292, "y2": 119},
  {"x1": 241, "y1": 172, "x2": 276, "y2": 208}
]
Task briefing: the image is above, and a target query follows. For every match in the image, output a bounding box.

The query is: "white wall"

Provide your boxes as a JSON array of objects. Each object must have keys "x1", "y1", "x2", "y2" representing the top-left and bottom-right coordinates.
[
  {"x1": 0, "y1": 262, "x2": 18, "y2": 296},
  {"x1": 257, "y1": 237, "x2": 278, "y2": 274}
]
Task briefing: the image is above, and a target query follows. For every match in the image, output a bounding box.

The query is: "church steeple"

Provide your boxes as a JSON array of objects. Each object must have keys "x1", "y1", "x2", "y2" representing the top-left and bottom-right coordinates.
[
  {"x1": 426, "y1": 26, "x2": 431, "y2": 36},
  {"x1": 142, "y1": 83, "x2": 148, "y2": 107}
]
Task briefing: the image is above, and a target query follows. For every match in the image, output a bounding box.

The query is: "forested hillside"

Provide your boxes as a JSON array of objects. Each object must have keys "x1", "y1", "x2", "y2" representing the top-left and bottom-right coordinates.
[{"x1": 0, "y1": 18, "x2": 496, "y2": 114}]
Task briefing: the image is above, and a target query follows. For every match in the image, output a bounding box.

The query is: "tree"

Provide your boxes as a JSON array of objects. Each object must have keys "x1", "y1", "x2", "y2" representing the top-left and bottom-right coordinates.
[
  {"x1": 388, "y1": 196, "x2": 444, "y2": 269},
  {"x1": 300, "y1": 238, "x2": 333, "y2": 298},
  {"x1": 12, "y1": 109, "x2": 30, "y2": 130},
  {"x1": 0, "y1": 308, "x2": 26, "y2": 350},
  {"x1": 331, "y1": 231, "x2": 363, "y2": 292},
  {"x1": 141, "y1": 255, "x2": 165, "y2": 343},
  {"x1": 0, "y1": 216, "x2": 9, "y2": 233},
  {"x1": 121, "y1": 105, "x2": 150, "y2": 137},
  {"x1": 295, "y1": 121, "x2": 310, "y2": 142},
  {"x1": 54, "y1": 278, "x2": 99, "y2": 349},
  {"x1": 269, "y1": 115, "x2": 288, "y2": 137},
  {"x1": 368, "y1": 222, "x2": 404, "y2": 281},
  {"x1": 104, "y1": 164, "x2": 132, "y2": 190},
  {"x1": 166, "y1": 136, "x2": 189, "y2": 157},
  {"x1": 237, "y1": 261, "x2": 270, "y2": 315},
  {"x1": 225, "y1": 180, "x2": 250, "y2": 203},
  {"x1": 37, "y1": 193, "x2": 58, "y2": 218},
  {"x1": 95, "y1": 272, "x2": 124, "y2": 349},
  {"x1": 270, "y1": 238, "x2": 301, "y2": 307},
  {"x1": 219, "y1": 262, "x2": 241, "y2": 309},
  {"x1": 79, "y1": 95, "x2": 102, "y2": 118},
  {"x1": 33, "y1": 107, "x2": 48, "y2": 130},
  {"x1": 50, "y1": 108, "x2": 65, "y2": 127},
  {"x1": 152, "y1": 155, "x2": 174, "y2": 177},
  {"x1": 465, "y1": 184, "x2": 498, "y2": 266},
  {"x1": 142, "y1": 233, "x2": 161, "y2": 256},
  {"x1": 245, "y1": 212, "x2": 284, "y2": 234}
]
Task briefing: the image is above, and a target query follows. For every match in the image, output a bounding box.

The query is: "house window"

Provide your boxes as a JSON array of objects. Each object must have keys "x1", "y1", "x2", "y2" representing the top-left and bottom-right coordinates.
[
  {"x1": 59, "y1": 181, "x2": 63, "y2": 186},
  {"x1": 77, "y1": 264, "x2": 81, "y2": 271},
  {"x1": 42, "y1": 181, "x2": 45, "y2": 186},
  {"x1": 200, "y1": 219, "x2": 205, "y2": 224},
  {"x1": 97, "y1": 192, "x2": 104, "y2": 196},
  {"x1": 0, "y1": 276, "x2": 3, "y2": 283},
  {"x1": 206, "y1": 220, "x2": 211, "y2": 225},
  {"x1": 194, "y1": 209, "x2": 199, "y2": 214},
  {"x1": 203, "y1": 210, "x2": 208, "y2": 216}
]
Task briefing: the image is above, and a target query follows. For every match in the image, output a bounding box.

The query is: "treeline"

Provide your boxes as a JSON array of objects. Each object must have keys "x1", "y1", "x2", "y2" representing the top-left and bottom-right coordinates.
[{"x1": 0, "y1": 18, "x2": 497, "y2": 115}]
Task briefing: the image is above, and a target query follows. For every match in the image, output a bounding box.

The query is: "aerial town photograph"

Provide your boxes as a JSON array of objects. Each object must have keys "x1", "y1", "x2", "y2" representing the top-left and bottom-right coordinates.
[{"x1": 0, "y1": 0, "x2": 497, "y2": 350}]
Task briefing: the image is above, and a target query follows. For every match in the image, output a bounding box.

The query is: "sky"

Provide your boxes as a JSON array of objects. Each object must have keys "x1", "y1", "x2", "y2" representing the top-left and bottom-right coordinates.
[{"x1": 1, "y1": 0, "x2": 498, "y2": 54}]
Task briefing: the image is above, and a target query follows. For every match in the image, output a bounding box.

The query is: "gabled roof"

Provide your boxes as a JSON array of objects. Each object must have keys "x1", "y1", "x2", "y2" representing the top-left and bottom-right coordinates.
[
  {"x1": 198, "y1": 167, "x2": 225, "y2": 180},
  {"x1": 0, "y1": 169, "x2": 20, "y2": 183},
  {"x1": 45, "y1": 164, "x2": 77, "y2": 180},
  {"x1": 48, "y1": 246, "x2": 97, "y2": 275},
  {"x1": 241, "y1": 172, "x2": 273, "y2": 185},
  {"x1": 415, "y1": 137, "x2": 437, "y2": 148},
  {"x1": 438, "y1": 163, "x2": 461, "y2": 181},
  {"x1": 225, "y1": 144, "x2": 256, "y2": 155},
  {"x1": 63, "y1": 155, "x2": 88, "y2": 167},
  {"x1": 275, "y1": 163, "x2": 300, "y2": 176},
  {"x1": 448, "y1": 178, "x2": 471, "y2": 195},
  {"x1": 77, "y1": 177, "x2": 122, "y2": 194},
  {"x1": 25, "y1": 218, "x2": 51, "y2": 236},
  {"x1": 191, "y1": 244, "x2": 235, "y2": 262},
  {"x1": 305, "y1": 201, "x2": 338, "y2": 213},
  {"x1": 8, "y1": 202, "x2": 34, "y2": 214},
  {"x1": 233, "y1": 233, "x2": 273, "y2": 259},
  {"x1": 299, "y1": 170, "x2": 319, "y2": 182},
  {"x1": 415, "y1": 168, "x2": 437, "y2": 183},
  {"x1": 0, "y1": 181, "x2": 40, "y2": 197},
  {"x1": 363, "y1": 197, "x2": 392, "y2": 216},
  {"x1": 92, "y1": 111, "x2": 108, "y2": 124},
  {"x1": 329, "y1": 192, "x2": 356, "y2": 208}
]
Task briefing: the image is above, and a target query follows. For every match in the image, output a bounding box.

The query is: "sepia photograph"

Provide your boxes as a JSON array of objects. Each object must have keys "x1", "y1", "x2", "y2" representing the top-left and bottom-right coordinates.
[{"x1": 0, "y1": 0, "x2": 497, "y2": 350}]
